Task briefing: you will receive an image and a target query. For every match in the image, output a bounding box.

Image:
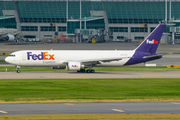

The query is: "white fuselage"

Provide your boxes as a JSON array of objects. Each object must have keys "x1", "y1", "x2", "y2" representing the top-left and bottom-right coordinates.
[
  {"x1": 5, "y1": 50, "x2": 135, "y2": 67},
  {"x1": 0, "y1": 28, "x2": 17, "y2": 33}
]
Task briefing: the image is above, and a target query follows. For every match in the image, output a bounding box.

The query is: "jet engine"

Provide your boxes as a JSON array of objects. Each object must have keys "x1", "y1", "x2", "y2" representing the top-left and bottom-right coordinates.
[
  {"x1": 66, "y1": 62, "x2": 84, "y2": 70},
  {"x1": 51, "y1": 66, "x2": 66, "y2": 69},
  {"x1": 5, "y1": 34, "x2": 15, "y2": 41}
]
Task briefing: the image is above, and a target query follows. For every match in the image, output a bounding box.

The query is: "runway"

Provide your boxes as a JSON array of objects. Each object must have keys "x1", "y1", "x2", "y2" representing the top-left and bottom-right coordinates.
[
  {"x1": 0, "y1": 102, "x2": 180, "y2": 115},
  {"x1": 0, "y1": 71, "x2": 180, "y2": 79}
]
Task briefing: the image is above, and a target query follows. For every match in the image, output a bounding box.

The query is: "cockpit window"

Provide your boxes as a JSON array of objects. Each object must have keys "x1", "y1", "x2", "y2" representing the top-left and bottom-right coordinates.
[{"x1": 9, "y1": 54, "x2": 15, "y2": 57}]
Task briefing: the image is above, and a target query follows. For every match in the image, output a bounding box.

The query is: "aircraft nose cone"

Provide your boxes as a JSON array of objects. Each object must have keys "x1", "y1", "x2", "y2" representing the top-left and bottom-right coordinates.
[{"x1": 5, "y1": 57, "x2": 9, "y2": 63}]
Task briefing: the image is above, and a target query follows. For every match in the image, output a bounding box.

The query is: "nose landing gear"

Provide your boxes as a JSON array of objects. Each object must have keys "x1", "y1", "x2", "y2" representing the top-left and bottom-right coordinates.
[{"x1": 16, "y1": 66, "x2": 21, "y2": 73}]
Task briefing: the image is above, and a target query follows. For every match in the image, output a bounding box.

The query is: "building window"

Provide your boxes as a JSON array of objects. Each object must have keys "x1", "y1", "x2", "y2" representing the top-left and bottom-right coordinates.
[
  {"x1": 131, "y1": 27, "x2": 148, "y2": 32},
  {"x1": 150, "y1": 27, "x2": 156, "y2": 32},
  {"x1": 109, "y1": 27, "x2": 128, "y2": 32},
  {"x1": 0, "y1": 18, "x2": 16, "y2": 29},
  {"x1": 41, "y1": 26, "x2": 55, "y2": 31},
  {"x1": 58, "y1": 27, "x2": 66, "y2": 31},
  {"x1": 21, "y1": 26, "x2": 38, "y2": 31},
  {"x1": 117, "y1": 36, "x2": 124, "y2": 40},
  {"x1": 134, "y1": 36, "x2": 144, "y2": 40},
  {"x1": 44, "y1": 35, "x2": 53, "y2": 37}
]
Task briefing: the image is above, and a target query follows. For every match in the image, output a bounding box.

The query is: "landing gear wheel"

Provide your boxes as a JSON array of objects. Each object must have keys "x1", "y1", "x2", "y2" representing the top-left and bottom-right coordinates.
[
  {"x1": 17, "y1": 70, "x2": 21, "y2": 73},
  {"x1": 86, "y1": 70, "x2": 90, "y2": 73},
  {"x1": 77, "y1": 69, "x2": 86, "y2": 73},
  {"x1": 16, "y1": 66, "x2": 21, "y2": 73},
  {"x1": 81, "y1": 69, "x2": 85, "y2": 73},
  {"x1": 90, "y1": 70, "x2": 95, "y2": 73}
]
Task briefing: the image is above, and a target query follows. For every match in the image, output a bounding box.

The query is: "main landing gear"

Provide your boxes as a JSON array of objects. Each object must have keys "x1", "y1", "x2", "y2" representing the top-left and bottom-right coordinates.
[
  {"x1": 77, "y1": 69, "x2": 95, "y2": 73},
  {"x1": 16, "y1": 66, "x2": 21, "y2": 73}
]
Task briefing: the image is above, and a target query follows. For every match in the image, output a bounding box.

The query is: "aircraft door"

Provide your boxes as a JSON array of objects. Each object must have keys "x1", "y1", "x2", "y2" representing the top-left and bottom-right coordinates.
[
  {"x1": 22, "y1": 53, "x2": 26, "y2": 60},
  {"x1": 19, "y1": 53, "x2": 27, "y2": 65}
]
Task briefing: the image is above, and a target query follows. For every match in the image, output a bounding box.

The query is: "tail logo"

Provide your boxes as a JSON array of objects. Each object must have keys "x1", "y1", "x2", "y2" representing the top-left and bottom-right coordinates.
[{"x1": 146, "y1": 39, "x2": 158, "y2": 44}]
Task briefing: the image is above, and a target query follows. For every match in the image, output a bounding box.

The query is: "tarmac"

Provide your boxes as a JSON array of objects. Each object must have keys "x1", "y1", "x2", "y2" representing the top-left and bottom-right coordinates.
[
  {"x1": 0, "y1": 71, "x2": 180, "y2": 79},
  {"x1": 0, "y1": 102, "x2": 180, "y2": 115}
]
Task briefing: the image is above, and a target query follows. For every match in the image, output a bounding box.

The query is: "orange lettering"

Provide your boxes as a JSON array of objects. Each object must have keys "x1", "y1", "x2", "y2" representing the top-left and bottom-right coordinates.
[
  {"x1": 43, "y1": 52, "x2": 49, "y2": 60},
  {"x1": 49, "y1": 54, "x2": 55, "y2": 60}
]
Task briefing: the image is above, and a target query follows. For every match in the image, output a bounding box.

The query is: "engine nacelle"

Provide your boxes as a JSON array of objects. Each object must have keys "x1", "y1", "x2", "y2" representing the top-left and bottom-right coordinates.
[
  {"x1": 5, "y1": 34, "x2": 15, "y2": 41},
  {"x1": 51, "y1": 66, "x2": 66, "y2": 69},
  {"x1": 66, "y1": 62, "x2": 84, "y2": 70}
]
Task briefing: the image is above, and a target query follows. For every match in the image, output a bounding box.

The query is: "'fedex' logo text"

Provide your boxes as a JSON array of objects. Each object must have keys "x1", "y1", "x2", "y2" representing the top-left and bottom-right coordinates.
[
  {"x1": 27, "y1": 52, "x2": 55, "y2": 60},
  {"x1": 146, "y1": 39, "x2": 158, "y2": 44},
  {"x1": 72, "y1": 65, "x2": 78, "y2": 67}
]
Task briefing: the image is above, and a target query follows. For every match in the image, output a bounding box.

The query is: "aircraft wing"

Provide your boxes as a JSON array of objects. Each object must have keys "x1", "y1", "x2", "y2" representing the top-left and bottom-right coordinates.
[
  {"x1": 81, "y1": 57, "x2": 131, "y2": 63},
  {"x1": 63, "y1": 57, "x2": 131, "y2": 64},
  {"x1": 10, "y1": 31, "x2": 20, "y2": 36}
]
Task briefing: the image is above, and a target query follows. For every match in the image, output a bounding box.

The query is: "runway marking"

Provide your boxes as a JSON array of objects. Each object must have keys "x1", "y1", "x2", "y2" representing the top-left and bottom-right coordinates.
[
  {"x1": 0, "y1": 110, "x2": 7, "y2": 113},
  {"x1": 172, "y1": 102, "x2": 180, "y2": 104},
  {"x1": 64, "y1": 103, "x2": 74, "y2": 105},
  {"x1": 112, "y1": 109, "x2": 124, "y2": 112}
]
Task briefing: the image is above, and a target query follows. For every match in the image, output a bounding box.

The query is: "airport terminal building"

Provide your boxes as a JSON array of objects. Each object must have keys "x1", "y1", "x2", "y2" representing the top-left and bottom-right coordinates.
[{"x1": 0, "y1": 0, "x2": 180, "y2": 43}]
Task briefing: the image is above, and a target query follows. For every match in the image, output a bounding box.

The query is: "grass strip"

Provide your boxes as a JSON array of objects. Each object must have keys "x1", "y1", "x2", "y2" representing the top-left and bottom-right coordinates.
[
  {"x1": 0, "y1": 60, "x2": 5, "y2": 62},
  {"x1": 1, "y1": 66, "x2": 180, "y2": 72},
  {"x1": 0, "y1": 114, "x2": 180, "y2": 120},
  {"x1": 0, "y1": 78, "x2": 180, "y2": 102}
]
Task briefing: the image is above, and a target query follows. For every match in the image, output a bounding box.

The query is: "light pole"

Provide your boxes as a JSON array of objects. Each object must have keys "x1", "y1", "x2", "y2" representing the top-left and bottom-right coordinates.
[
  {"x1": 169, "y1": 0, "x2": 171, "y2": 20},
  {"x1": 80, "y1": 0, "x2": 81, "y2": 43},
  {"x1": 165, "y1": 0, "x2": 167, "y2": 24}
]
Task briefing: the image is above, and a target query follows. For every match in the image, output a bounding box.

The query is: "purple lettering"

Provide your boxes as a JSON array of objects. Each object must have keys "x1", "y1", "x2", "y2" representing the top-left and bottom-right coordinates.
[
  {"x1": 27, "y1": 52, "x2": 44, "y2": 60},
  {"x1": 32, "y1": 54, "x2": 37, "y2": 60},
  {"x1": 27, "y1": 52, "x2": 32, "y2": 60},
  {"x1": 38, "y1": 52, "x2": 43, "y2": 60}
]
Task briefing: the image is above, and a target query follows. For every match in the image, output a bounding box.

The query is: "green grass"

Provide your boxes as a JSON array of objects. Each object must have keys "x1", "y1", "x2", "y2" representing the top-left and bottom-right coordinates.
[
  {"x1": 1, "y1": 114, "x2": 180, "y2": 120},
  {"x1": 0, "y1": 78, "x2": 180, "y2": 101},
  {"x1": 1, "y1": 66, "x2": 180, "y2": 72},
  {"x1": 0, "y1": 60, "x2": 5, "y2": 62}
]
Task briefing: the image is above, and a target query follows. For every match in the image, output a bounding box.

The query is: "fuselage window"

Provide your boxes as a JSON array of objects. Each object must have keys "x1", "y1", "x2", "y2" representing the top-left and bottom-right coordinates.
[{"x1": 9, "y1": 54, "x2": 15, "y2": 57}]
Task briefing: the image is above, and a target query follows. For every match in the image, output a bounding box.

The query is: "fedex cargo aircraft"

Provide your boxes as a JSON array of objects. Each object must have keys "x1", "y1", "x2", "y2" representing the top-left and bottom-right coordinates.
[{"x1": 5, "y1": 24, "x2": 166, "y2": 73}]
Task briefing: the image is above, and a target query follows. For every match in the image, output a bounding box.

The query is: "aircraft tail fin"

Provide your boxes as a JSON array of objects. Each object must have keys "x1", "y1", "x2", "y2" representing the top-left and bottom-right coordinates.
[{"x1": 135, "y1": 24, "x2": 166, "y2": 53}]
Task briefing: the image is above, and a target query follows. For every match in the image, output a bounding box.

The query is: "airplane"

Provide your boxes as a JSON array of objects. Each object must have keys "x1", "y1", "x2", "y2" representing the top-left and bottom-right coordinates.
[
  {"x1": 0, "y1": 28, "x2": 20, "y2": 41},
  {"x1": 5, "y1": 24, "x2": 166, "y2": 73}
]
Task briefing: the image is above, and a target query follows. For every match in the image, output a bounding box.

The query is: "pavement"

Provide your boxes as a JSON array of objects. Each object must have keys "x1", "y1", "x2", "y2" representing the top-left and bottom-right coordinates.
[
  {"x1": 0, "y1": 102, "x2": 180, "y2": 115},
  {"x1": 0, "y1": 71, "x2": 180, "y2": 79}
]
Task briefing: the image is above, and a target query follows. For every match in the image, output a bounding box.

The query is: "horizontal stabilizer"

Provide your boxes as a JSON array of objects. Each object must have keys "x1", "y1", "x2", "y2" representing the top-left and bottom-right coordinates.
[{"x1": 143, "y1": 54, "x2": 162, "y2": 59}]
